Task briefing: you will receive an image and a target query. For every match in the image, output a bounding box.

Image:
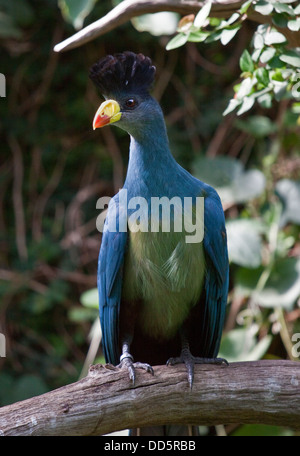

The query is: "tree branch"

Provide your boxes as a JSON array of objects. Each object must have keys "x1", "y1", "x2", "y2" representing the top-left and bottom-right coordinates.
[
  {"x1": 0, "y1": 360, "x2": 299, "y2": 435},
  {"x1": 54, "y1": 0, "x2": 296, "y2": 53}
]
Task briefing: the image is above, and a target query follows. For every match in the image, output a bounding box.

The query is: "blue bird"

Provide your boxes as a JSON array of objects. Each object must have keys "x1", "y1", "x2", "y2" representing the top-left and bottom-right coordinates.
[{"x1": 90, "y1": 52, "x2": 229, "y2": 433}]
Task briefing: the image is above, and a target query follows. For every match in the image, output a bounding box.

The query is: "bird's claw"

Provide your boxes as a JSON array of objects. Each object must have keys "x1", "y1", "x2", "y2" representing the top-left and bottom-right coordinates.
[
  {"x1": 117, "y1": 353, "x2": 154, "y2": 385},
  {"x1": 167, "y1": 351, "x2": 228, "y2": 389}
]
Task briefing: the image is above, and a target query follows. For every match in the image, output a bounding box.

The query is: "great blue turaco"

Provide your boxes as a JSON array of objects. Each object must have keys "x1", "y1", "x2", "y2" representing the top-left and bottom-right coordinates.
[{"x1": 90, "y1": 52, "x2": 229, "y2": 436}]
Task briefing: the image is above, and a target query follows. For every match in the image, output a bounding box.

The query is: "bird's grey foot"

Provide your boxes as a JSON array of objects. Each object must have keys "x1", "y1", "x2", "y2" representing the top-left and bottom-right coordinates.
[
  {"x1": 117, "y1": 352, "x2": 154, "y2": 385},
  {"x1": 167, "y1": 346, "x2": 228, "y2": 389}
]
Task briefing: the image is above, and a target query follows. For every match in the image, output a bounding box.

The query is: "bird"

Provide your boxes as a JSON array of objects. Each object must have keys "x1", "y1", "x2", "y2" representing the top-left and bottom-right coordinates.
[{"x1": 90, "y1": 51, "x2": 229, "y2": 435}]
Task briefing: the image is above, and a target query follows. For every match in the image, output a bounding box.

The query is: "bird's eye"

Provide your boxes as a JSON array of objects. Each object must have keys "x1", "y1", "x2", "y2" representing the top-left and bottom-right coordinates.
[{"x1": 125, "y1": 98, "x2": 136, "y2": 109}]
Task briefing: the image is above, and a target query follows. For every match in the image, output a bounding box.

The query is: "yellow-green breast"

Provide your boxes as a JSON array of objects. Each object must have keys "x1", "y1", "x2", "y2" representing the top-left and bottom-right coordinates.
[{"x1": 122, "y1": 228, "x2": 205, "y2": 341}]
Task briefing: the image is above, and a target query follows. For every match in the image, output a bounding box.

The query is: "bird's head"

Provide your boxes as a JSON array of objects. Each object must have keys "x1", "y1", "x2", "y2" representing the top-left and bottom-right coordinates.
[{"x1": 89, "y1": 52, "x2": 159, "y2": 136}]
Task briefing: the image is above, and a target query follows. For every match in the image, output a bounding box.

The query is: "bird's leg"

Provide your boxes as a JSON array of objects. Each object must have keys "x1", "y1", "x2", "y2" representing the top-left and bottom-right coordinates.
[
  {"x1": 118, "y1": 300, "x2": 154, "y2": 384},
  {"x1": 117, "y1": 339, "x2": 154, "y2": 385},
  {"x1": 167, "y1": 334, "x2": 228, "y2": 389}
]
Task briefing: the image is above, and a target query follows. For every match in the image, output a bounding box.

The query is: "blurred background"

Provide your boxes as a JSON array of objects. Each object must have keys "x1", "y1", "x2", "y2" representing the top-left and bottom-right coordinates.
[{"x1": 0, "y1": 0, "x2": 299, "y2": 436}]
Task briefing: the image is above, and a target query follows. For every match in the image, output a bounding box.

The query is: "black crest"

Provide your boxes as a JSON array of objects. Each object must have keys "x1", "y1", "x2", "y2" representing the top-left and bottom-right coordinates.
[{"x1": 89, "y1": 51, "x2": 156, "y2": 97}]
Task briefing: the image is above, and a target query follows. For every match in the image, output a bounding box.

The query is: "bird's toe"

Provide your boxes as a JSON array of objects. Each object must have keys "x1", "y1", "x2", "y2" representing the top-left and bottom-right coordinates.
[
  {"x1": 134, "y1": 361, "x2": 154, "y2": 375},
  {"x1": 167, "y1": 349, "x2": 228, "y2": 389},
  {"x1": 117, "y1": 353, "x2": 154, "y2": 384},
  {"x1": 166, "y1": 356, "x2": 181, "y2": 366}
]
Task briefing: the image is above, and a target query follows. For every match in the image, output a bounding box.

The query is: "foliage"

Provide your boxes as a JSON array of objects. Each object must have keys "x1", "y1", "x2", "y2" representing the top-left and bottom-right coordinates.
[
  {"x1": 166, "y1": 0, "x2": 300, "y2": 116},
  {"x1": 58, "y1": 0, "x2": 98, "y2": 30},
  {"x1": 0, "y1": 0, "x2": 299, "y2": 437}
]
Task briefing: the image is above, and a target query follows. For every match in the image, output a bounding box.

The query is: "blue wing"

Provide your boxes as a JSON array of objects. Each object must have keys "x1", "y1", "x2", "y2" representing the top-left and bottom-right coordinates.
[
  {"x1": 202, "y1": 187, "x2": 229, "y2": 357},
  {"x1": 98, "y1": 194, "x2": 127, "y2": 365}
]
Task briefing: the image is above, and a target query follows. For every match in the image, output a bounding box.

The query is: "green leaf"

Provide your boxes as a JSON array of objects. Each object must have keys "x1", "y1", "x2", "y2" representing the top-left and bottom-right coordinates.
[
  {"x1": 272, "y1": 13, "x2": 288, "y2": 28},
  {"x1": 271, "y1": 68, "x2": 285, "y2": 82},
  {"x1": 255, "y1": 258, "x2": 300, "y2": 309},
  {"x1": 220, "y1": 25, "x2": 241, "y2": 45},
  {"x1": 260, "y1": 47, "x2": 276, "y2": 63},
  {"x1": 235, "y1": 266, "x2": 264, "y2": 297},
  {"x1": 235, "y1": 77, "x2": 254, "y2": 99},
  {"x1": 275, "y1": 179, "x2": 300, "y2": 227},
  {"x1": 237, "y1": 96, "x2": 255, "y2": 115},
  {"x1": 239, "y1": 0, "x2": 253, "y2": 14},
  {"x1": 80, "y1": 288, "x2": 99, "y2": 309},
  {"x1": 69, "y1": 307, "x2": 98, "y2": 322},
  {"x1": 131, "y1": 12, "x2": 179, "y2": 36},
  {"x1": 253, "y1": 31, "x2": 265, "y2": 49},
  {"x1": 268, "y1": 55, "x2": 286, "y2": 69},
  {"x1": 292, "y1": 102, "x2": 300, "y2": 114},
  {"x1": 209, "y1": 17, "x2": 222, "y2": 27},
  {"x1": 58, "y1": 0, "x2": 97, "y2": 30},
  {"x1": 236, "y1": 259, "x2": 300, "y2": 309},
  {"x1": 192, "y1": 156, "x2": 266, "y2": 205},
  {"x1": 254, "y1": 0, "x2": 274, "y2": 15},
  {"x1": 258, "y1": 92, "x2": 273, "y2": 108},
  {"x1": 219, "y1": 328, "x2": 272, "y2": 362},
  {"x1": 226, "y1": 219, "x2": 263, "y2": 268},
  {"x1": 187, "y1": 31, "x2": 210, "y2": 42},
  {"x1": 194, "y1": 1, "x2": 212, "y2": 28},
  {"x1": 288, "y1": 17, "x2": 300, "y2": 31},
  {"x1": 223, "y1": 98, "x2": 240, "y2": 116},
  {"x1": 255, "y1": 67, "x2": 269, "y2": 87},
  {"x1": 273, "y1": 80, "x2": 289, "y2": 101},
  {"x1": 264, "y1": 31, "x2": 287, "y2": 45},
  {"x1": 256, "y1": 23, "x2": 269, "y2": 35},
  {"x1": 204, "y1": 29, "x2": 223, "y2": 43},
  {"x1": 232, "y1": 424, "x2": 294, "y2": 437},
  {"x1": 273, "y1": 1, "x2": 295, "y2": 15},
  {"x1": 225, "y1": 12, "x2": 240, "y2": 26},
  {"x1": 235, "y1": 115, "x2": 277, "y2": 138},
  {"x1": 279, "y1": 50, "x2": 300, "y2": 67},
  {"x1": 240, "y1": 49, "x2": 255, "y2": 72},
  {"x1": 166, "y1": 32, "x2": 188, "y2": 50},
  {"x1": 252, "y1": 48, "x2": 262, "y2": 62}
]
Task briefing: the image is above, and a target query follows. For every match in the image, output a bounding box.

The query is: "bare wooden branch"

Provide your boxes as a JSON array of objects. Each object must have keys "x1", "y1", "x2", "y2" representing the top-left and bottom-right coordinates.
[
  {"x1": 0, "y1": 360, "x2": 299, "y2": 436},
  {"x1": 53, "y1": 0, "x2": 300, "y2": 53}
]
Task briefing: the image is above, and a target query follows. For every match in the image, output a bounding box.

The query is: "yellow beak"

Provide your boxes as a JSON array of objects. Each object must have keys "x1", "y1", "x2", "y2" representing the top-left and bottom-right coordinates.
[{"x1": 92, "y1": 100, "x2": 121, "y2": 130}]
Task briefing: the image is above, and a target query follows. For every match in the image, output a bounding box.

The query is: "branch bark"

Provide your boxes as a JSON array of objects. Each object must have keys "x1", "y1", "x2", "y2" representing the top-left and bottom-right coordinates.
[
  {"x1": 53, "y1": 0, "x2": 300, "y2": 53},
  {"x1": 0, "y1": 360, "x2": 299, "y2": 436}
]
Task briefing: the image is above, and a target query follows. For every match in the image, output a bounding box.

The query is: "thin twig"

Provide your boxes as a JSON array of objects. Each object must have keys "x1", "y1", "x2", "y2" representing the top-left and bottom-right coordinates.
[
  {"x1": 8, "y1": 136, "x2": 28, "y2": 261},
  {"x1": 32, "y1": 151, "x2": 68, "y2": 241}
]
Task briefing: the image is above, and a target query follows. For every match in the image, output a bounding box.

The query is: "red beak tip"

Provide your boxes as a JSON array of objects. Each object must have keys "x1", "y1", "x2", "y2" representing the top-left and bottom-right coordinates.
[{"x1": 93, "y1": 114, "x2": 110, "y2": 129}]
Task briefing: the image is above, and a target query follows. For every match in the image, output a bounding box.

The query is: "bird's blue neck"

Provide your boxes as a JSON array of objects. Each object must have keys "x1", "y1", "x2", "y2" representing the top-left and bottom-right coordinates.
[{"x1": 124, "y1": 116, "x2": 178, "y2": 196}]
